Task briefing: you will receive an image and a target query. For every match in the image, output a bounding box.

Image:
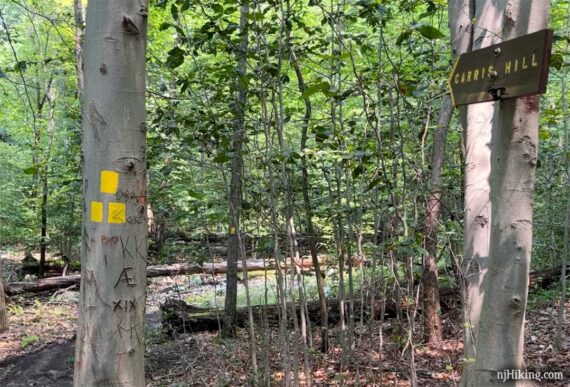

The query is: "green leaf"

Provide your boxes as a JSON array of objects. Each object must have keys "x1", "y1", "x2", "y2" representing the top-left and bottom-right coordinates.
[
  {"x1": 165, "y1": 47, "x2": 186, "y2": 69},
  {"x1": 396, "y1": 29, "x2": 412, "y2": 45},
  {"x1": 23, "y1": 167, "x2": 38, "y2": 175},
  {"x1": 159, "y1": 22, "x2": 172, "y2": 31},
  {"x1": 301, "y1": 81, "x2": 330, "y2": 99},
  {"x1": 366, "y1": 177, "x2": 382, "y2": 192},
  {"x1": 14, "y1": 61, "x2": 28, "y2": 72},
  {"x1": 188, "y1": 189, "x2": 206, "y2": 200},
  {"x1": 539, "y1": 128, "x2": 550, "y2": 140},
  {"x1": 212, "y1": 4, "x2": 224, "y2": 13},
  {"x1": 550, "y1": 53, "x2": 564, "y2": 70},
  {"x1": 171, "y1": 4, "x2": 179, "y2": 20},
  {"x1": 213, "y1": 152, "x2": 231, "y2": 163},
  {"x1": 417, "y1": 25, "x2": 444, "y2": 39},
  {"x1": 352, "y1": 165, "x2": 364, "y2": 179},
  {"x1": 245, "y1": 11, "x2": 264, "y2": 21}
]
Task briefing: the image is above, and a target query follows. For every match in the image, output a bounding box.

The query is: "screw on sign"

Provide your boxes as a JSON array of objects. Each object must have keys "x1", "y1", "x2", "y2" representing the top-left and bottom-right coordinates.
[{"x1": 448, "y1": 29, "x2": 553, "y2": 106}]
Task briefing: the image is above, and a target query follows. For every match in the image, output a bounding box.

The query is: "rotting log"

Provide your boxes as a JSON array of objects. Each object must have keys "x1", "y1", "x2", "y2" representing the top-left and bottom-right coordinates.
[
  {"x1": 161, "y1": 288, "x2": 462, "y2": 334},
  {"x1": 5, "y1": 257, "x2": 323, "y2": 294},
  {"x1": 6, "y1": 274, "x2": 82, "y2": 294},
  {"x1": 6, "y1": 262, "x2": 564, "y2": 296}
]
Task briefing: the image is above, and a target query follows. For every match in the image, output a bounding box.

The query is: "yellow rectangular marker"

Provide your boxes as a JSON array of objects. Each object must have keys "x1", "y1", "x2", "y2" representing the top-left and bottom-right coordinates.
[
  {"x1": 108, "y1": 202, "x2": 126, "y2": 224},
  {"x1": 100, "y1": 170, "x2": 119, "y2": 194},
  {"x1": 91, "y1": 201, "x2": 103, "y2": 223}
]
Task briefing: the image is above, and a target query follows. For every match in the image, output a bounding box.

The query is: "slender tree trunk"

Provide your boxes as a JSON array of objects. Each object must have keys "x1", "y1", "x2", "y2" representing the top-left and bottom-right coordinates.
[
  {"x1": 557, "y1": 75, "x2": 570, "y2": 350},
  {"x1": 39, "y1": 171, "x2": 48, "y2": 276},
  {"x1": 38, "y1": 78, "x2": 55, "y2": 277},
  {"x1": 74, "y1": 1, "x2": 148, "y2": 385},
  {"x1": 421, "y1": 95, "x2": 453, "y2": 343},
  {"x1": 287, "y1": 11, "x2": 328, "y2": 353},
  {"x1": 237, "y1": 232, "x2": 259, "y2": 383},
  {"x1": 0, "y1": 265, "x2": 8, "y2": 332},
  {"x1": 74, "y1": 0, "x2": 85, "y2": 93},
  {"x1": 470, "y1": 2, "x2": 549, "y2": 385},
  {"x1": 223, "y1": 0, "x2": 249, "y2": 336},
  {"x1": 558, "y1": 191, "x2": 569, "y2": 350},
  {"x1": 252, "y1": 5, "x2": 292, "y2": 381},
  {"x1": 276, "y1": 1, "x2": 310, "y2": 382}
]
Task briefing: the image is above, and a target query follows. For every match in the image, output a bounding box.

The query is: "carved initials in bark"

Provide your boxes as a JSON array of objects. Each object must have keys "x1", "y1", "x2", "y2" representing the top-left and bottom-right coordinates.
[
  {"x1": 114, "y1": 267, "x2": 136, "y2": 288},
  {"x1": 113, "y1": 299, "x2": 137, "y2": 312},
  {"x1": 119, "y1": 235, "x2": 146, "y2": 262},
  {"x1": 102, "y1": 235, "x2": 119, "y2": 245}
]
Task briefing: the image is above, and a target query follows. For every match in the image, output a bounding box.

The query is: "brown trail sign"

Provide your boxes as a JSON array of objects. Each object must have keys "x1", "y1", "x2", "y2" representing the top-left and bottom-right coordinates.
[{"x1": 448, "y1": 29, "x2": 553, "y2": 106}]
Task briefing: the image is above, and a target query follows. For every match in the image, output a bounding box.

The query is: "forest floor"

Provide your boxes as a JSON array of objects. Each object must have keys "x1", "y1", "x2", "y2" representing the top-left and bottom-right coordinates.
[{"x1": 0, "y1": 252, "x2": 569, "y2": 386}]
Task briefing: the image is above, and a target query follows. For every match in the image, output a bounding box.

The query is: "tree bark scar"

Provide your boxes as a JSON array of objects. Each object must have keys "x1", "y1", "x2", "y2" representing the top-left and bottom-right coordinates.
[
  {"x1": 474, "y1": 215, "x2": 489, "y2": 227},
  {"x1": 103, "y1": 36, "x2": 120, "y2": 43},
  {"x1": 89, "y1": 101, "x2": 106, "y2": 141},
  {"x1": 505, "y1": 0, "x2": 517, "y2": 25},
  {"x1": 518, "y1": 136, "x2": 537, "y2": 166},
  {"x1": 122, "y1": 16, "x2": 140, "y2": 35},
  {"x1": 509, "y1": 296, "x2": 523, "y2": 315},
  {"x1": 138, "y1": 6, "x2": 148, "y2": 18},
  {"x1": 522, "y1": 95, "x2": 539, "y2": 113}
]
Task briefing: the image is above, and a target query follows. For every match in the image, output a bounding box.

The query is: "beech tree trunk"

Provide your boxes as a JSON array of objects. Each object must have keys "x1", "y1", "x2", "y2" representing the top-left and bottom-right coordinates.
[
  {"x1": 471, "y1": 2, "x2": 549, "y2": 385},
  {"x1": 458, "y1": 1, "x2": 503, "y2": 382},
  {"x1": 74, "y1": 1, "x2": 148, "y2": 385}
]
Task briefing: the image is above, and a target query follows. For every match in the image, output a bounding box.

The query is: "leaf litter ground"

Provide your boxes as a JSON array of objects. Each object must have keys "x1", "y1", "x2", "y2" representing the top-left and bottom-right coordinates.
[{"x1": 0, "y1": 273, "x2": 568, "y2": 386}]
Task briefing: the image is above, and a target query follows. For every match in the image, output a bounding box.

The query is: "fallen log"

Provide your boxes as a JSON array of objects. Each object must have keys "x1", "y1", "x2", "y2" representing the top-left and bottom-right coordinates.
[
  {"x1": 161, "y1": 288, "x2": 462, "y2": 334},
  {"x1": 5, "y1": 257, "x2": 322, "y2": 295},
  {"x1": 160, "y1": 298, "x2": 386, "y2": 333},
  {"x1": 6, "y1": 262, "x2": 565, "y2": 295},
  {"x1": 528, "y1": 266, "x2": 568, "y2": 289}
]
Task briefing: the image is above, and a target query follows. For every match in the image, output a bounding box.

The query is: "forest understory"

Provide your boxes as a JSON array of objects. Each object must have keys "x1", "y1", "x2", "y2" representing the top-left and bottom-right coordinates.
[
  {"x1": 1, "y1": 0, "x2": 570, "y2": 385},
  {"x1": 0, "y1": 250, "x2": 568, "y2": 387}
]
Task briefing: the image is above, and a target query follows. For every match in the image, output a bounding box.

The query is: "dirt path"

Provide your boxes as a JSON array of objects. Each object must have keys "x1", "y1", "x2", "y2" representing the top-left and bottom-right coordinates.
[{"x1": 0, "y1": 340, "x2": 74, "y2": 387}]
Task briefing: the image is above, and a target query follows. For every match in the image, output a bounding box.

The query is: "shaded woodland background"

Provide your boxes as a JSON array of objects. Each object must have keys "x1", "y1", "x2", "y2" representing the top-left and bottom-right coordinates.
[{"x1": 0, "y1": 0, "x2": 569, "y2": 385}]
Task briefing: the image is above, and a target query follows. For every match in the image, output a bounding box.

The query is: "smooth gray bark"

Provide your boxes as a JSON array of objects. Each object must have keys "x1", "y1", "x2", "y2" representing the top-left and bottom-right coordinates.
[
  {"x1": 74, "y1": 1, "x2": 148, "y2": 385},
  {"x1": 470, "y1": 1, "x2": 549, "y2": 386},
  {"x1": 459, "y1": 2, "x2": 503, "y2": 382}
]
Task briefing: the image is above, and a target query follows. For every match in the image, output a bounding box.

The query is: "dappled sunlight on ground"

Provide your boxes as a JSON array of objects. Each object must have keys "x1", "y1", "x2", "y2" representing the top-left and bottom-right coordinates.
[{"x1": 0, "y1": 270, "x2": 568, "y2": 386}]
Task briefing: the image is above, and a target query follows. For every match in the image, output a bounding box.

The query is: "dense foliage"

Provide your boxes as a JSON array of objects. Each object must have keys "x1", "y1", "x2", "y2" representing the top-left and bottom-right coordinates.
[{"x1": 0, "y1": 0, "x2": 568, "y2": 276}]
